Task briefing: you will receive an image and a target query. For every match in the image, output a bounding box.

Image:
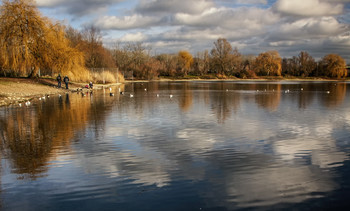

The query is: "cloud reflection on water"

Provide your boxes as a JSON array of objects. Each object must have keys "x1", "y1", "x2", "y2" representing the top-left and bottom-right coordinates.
[{"x1": 1, "y1": 81, "x2": 350, "y2": 209}]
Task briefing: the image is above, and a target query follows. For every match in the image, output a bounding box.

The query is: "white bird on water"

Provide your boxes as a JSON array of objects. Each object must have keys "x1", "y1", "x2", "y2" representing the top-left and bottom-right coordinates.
[
  {"x1": 169, "y1": 94, "x2": 173, "y2": 98},
  {"x1": 109, "y1": 87, "x2": 114, "y2": 96},
  {"x1": 130, "y1": 94, "x2": 134, "y2": 98},
  {"x1": 25, "y1": 101, "x2": 31, "y2": 106},
  {"x1": 156, "y1": 94, "x2": 159, "y2": 97}
]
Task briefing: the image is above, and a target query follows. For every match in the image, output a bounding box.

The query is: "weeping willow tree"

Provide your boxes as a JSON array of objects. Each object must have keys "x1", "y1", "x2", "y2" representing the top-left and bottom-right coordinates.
[
  {"x1": 0, "y1": 0, "x2": 89, "y2": 80},
  {"x1": 320, "y1": 54, "x2": 347, "y2": 79},
  {"x1": 253, "y1": 51, "x2": 282, "y2": 76}
]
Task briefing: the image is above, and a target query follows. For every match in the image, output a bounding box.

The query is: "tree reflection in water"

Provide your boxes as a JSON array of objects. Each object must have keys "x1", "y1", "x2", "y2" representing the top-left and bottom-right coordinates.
[{"x1": 0, "y1": 88, "x2": 120, "y2": 180}]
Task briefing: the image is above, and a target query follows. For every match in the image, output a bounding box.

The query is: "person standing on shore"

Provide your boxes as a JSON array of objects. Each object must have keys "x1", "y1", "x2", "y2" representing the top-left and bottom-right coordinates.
[
  {"x1": 63, "y1": 75, "x2": 69, "y2": 89},
  {"x1": 57, "y1": 74, "x2": 62, "y2": 88}
]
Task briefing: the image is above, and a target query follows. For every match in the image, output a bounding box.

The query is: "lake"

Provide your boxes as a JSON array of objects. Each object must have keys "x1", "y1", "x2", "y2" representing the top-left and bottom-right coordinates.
[{"x1": 1, "y1": 81, "x2": 350, "y2": 210}]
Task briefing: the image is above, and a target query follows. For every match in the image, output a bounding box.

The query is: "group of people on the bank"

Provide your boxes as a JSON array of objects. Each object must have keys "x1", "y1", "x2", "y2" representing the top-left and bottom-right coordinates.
[
  {"x1": 57, "y1": 74, "x2": 69, "y2": 89},
  {"x1": 57, "y1": 74, "x2": 93, "y2": 90}
]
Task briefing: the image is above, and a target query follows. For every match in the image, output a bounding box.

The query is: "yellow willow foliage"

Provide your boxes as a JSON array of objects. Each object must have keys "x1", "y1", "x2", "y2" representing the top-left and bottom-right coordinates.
[
  {"x1": 0, "y1": 0, "x2": 44, "y2": 75},
  {"x1": 254, "y1": 51, "x2": 282, "y2": 76},
  {"x1": 0, "y1": 0, "x2": 89, "y2": 81},
  {"x1": 178, "y1": 50, "x2": 193, "y2": 70},
  {"x1": 321, "y1": 54, "x2": 347, "y2": 79},
  {"x1": 44, "y1": 23, "x2": 90, "y2": 81}
]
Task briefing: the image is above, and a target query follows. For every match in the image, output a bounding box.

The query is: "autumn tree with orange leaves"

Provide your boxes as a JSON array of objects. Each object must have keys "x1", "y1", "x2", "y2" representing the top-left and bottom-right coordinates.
[
  {"x1": 253, "y1": 51, "x2": 282, "y2": 76},
  {"x1": 319, "y1": 54, "x2": 347, "y2": 79},
  {"x1": 0, "y1": 0, "x2": 89, "y2": 80},
  {"x1": 177, "y1": 50, "x2": 193, "y2": 76}
]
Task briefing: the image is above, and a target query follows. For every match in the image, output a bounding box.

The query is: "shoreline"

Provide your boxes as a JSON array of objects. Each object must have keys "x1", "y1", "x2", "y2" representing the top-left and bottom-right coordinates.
[
  {"x1": 126, "y1": 77, "x2": 347, "y2": 83},
  {"x1": 0, "y1": 77, "x2": 348, "y2": 107},
  {"x1": 0, "y1": 77, "x2": 121, "y2": 107}
]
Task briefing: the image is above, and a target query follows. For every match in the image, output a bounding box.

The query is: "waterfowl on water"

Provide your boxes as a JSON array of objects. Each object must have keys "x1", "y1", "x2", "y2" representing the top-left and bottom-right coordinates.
[{"x1": 109, "y1": 87, "x2": 114, "y2": 96}]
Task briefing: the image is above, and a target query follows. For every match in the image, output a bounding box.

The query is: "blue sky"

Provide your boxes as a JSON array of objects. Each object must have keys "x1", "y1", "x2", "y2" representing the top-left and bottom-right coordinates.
[{"x1": 36, "y1": 0, "x2": 350, "y2": 62}]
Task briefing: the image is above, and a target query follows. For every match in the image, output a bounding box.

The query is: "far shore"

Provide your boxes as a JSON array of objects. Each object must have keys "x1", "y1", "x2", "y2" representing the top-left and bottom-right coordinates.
[{"x1": 0, "y1": 76, "x2": 348, "y2": 107}]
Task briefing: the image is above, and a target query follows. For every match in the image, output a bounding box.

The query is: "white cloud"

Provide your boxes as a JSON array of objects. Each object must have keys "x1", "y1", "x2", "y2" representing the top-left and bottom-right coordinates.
[
  {"x1": 95, "y1": 15, "x2": 159, "y2": 30},
  {"x1": 36, "y1": 0, "x2": 124, "y2": 15},
  {"x1": 120, "y1": 32, "x2": 147, "y2": 42},
  {"x1": 136, "y1": 0, "x2": 214, "y2": 15},
  {"x1": 174, "y1": 7, "x2": 278, "y2": 31},
  {"x1": 162, "y1": 28, "x2": 221, "y2": 41},
  {"x1": 269, "y1": 17, "x2": 348, "y2": 41},
  {"x1": 235, "y1": 0, "x2": 267, "y2": 4},
  {"x1": 36, "y1": 0, "x2": 64, "y2": 7},
  {"x1": 327, "y1": 33, "x2": 350, "y2": 46},
  {"x1": 35, "y1": 0, "x2": 350, "y2": 61},
  {"x1": 274, "y1": 0, "x2": 344, "y2": 17}
]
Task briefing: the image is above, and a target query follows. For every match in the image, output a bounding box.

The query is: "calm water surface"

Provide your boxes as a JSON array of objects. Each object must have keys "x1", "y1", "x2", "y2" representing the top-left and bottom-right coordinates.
[{"x1": 1, "y1": 81, "x2": 350, "y2": 210}]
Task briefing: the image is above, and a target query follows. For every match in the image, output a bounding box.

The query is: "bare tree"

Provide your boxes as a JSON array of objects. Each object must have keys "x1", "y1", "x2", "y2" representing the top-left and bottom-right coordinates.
[
  {"x1": 298, "y1": 51, "x2": 316, "y2": 77},
  {"x1": 82, "y1": 25, "x2": 102, "y2": 68},
  {"x1": 210, "y1": 38, "x2": 233, "y2": 75},
  {"x1": 210, "y1": 38, "x2": 241, "y2": 76}
]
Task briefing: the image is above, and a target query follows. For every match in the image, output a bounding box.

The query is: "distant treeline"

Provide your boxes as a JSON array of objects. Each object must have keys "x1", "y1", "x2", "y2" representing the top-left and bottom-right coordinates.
[
  {"x1": 0, "y1": 0, "x2": 347, "y2": 82},
  {"x1": 113, "y1": 38, "x2": 348, "y2": 80}
]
